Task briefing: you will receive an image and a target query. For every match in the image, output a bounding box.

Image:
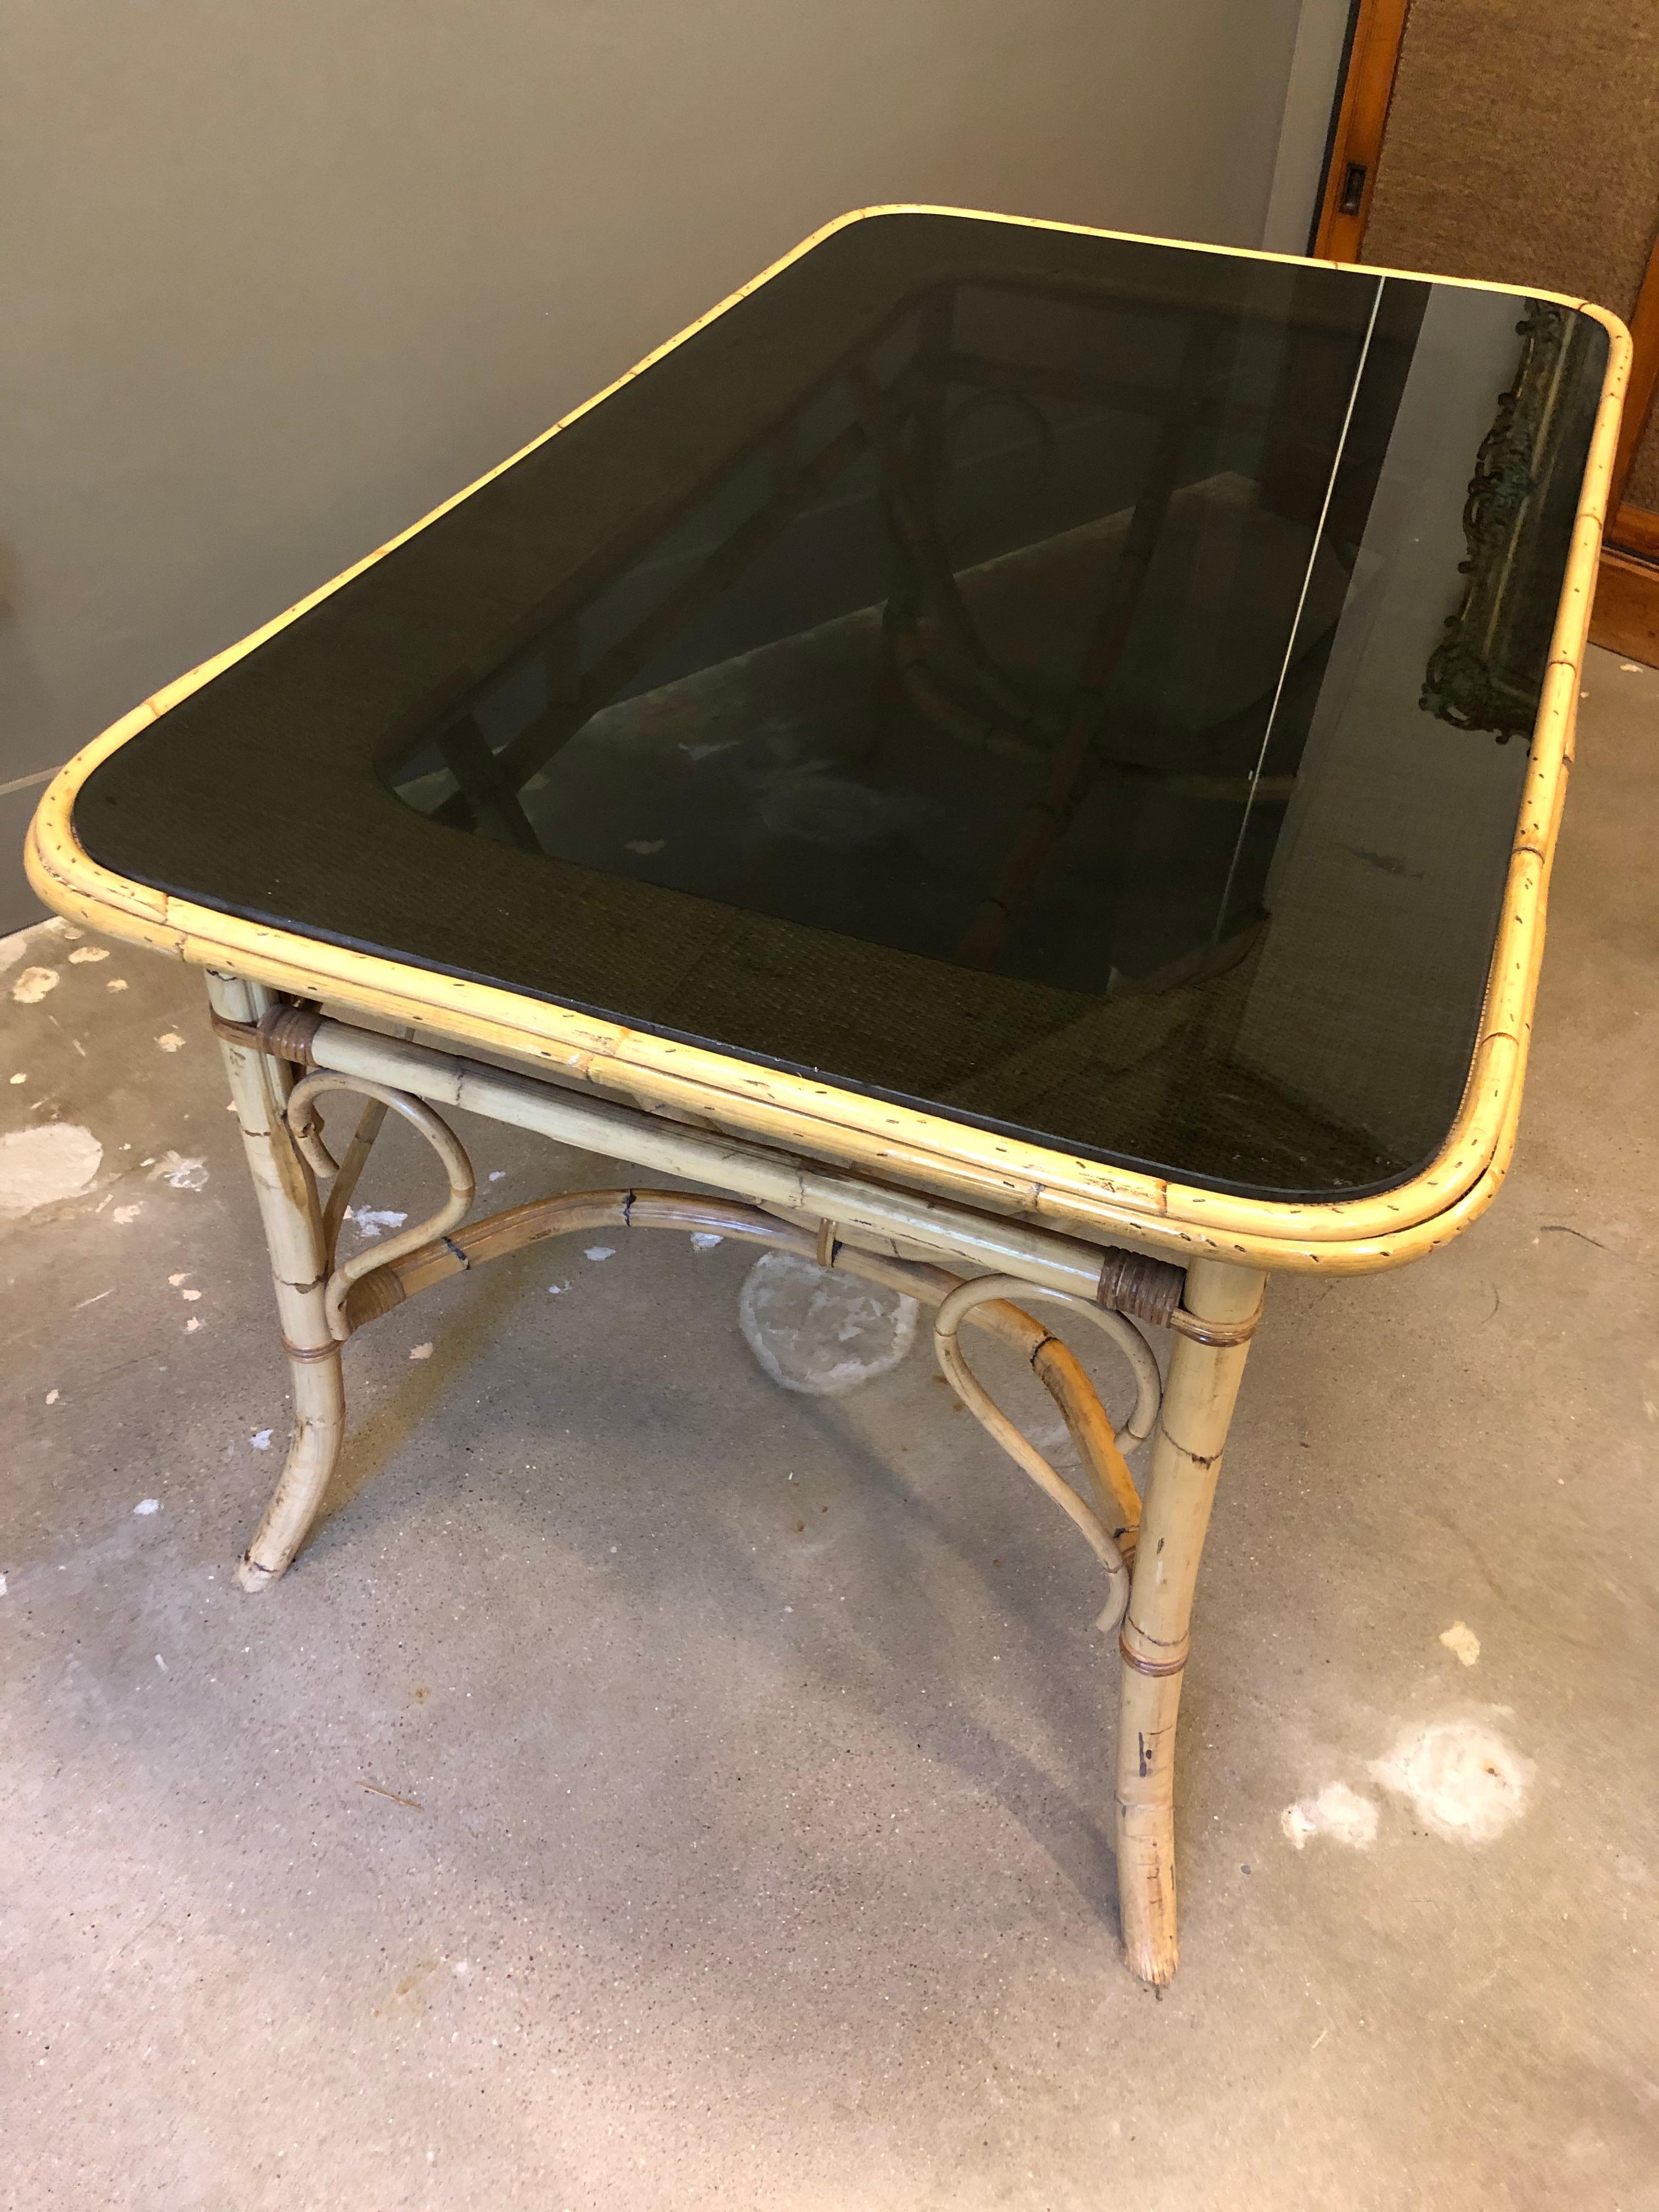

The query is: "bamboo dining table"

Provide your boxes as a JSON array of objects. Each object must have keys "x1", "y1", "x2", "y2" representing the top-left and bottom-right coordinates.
[{"x1": 27, "y1": 207, "x2": 1626, "y2": 1984}]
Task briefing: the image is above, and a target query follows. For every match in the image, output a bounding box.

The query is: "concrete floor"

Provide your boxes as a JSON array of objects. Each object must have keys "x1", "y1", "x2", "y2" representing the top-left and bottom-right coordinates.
[{"x1": 3, "y1": 645, "x2": 1657, "y2": 2211}]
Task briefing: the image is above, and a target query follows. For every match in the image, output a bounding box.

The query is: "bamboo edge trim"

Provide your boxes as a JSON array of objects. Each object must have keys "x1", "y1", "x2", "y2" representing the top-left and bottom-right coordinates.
[
  {"x1": 208, "y1": 1002, "x2": 1229, "y2": 1329},
  {"x1": 25, "y1": 209, "x2": 1632, "y2": 1273},
  {"x1": 212, "y1": 1003, "x2": 1279, "y2": 1336},
  {"x1": 17, "y1": 778, "x2": 1558, "y2": 1277}
]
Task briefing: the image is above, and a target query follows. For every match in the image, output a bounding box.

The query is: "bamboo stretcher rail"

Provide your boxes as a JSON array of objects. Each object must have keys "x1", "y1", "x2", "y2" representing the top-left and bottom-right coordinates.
[
  {"x1": 334, "y1": 1169, "x2": 1155, "y2": 1629},
  {"x1": 222, "y1": 1018, "x2": 1167, "y2": 1630},
  {"x1": 239, "y1": 1003, "x2": 1199, "y2": 1315},
  {"x1": 341, "y1": 1181, "x2": 1155, "y2": 1509}
]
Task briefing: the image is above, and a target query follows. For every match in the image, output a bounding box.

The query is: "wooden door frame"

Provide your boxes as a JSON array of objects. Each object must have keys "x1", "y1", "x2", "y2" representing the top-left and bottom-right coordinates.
[
  {"x1": 1310, "y1": 0, "x2": 1413, "y2": 262},
  {"x1": 1605, "y1": 232, "x2": 1659, "y2": 543},
  {"x1": 1590, "y1": 233, "x2": 1659, "y2": 662}
]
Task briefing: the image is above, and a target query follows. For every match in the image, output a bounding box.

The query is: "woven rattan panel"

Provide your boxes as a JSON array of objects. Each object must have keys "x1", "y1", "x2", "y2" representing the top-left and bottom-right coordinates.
[{"x1": 1362, "y1": 0, "x2": 1659, "y2": 506}]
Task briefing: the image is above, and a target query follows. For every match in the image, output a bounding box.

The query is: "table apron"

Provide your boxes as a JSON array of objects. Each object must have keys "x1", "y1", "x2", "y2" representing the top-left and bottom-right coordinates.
[{"x1": 298, "y1": 1012, "x2": 1143, "y2": 1302}]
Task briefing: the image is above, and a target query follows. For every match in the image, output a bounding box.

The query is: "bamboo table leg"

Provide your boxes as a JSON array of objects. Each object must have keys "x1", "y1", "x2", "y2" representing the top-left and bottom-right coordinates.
[
  {"x1": 204, "y1": 985, "x2": 1266, "y2": 1978},
  {"x1": 1115, "y1": 1256, "x2": 1265, "y2": 1984},
  {"x1": 206, "y1": 973, "x2": 345, "y2": 1592}
]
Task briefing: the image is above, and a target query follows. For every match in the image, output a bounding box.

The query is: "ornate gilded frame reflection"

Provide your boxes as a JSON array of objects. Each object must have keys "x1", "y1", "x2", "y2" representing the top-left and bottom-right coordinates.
[{"x1": 1423, "y1": 301, "x2": 1604, "y2": 741}]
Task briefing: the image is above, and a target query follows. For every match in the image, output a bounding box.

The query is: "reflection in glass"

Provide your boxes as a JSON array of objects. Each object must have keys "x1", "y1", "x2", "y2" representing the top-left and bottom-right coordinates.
[
  {"x1": 383, "y1": 266, "x2": 1409, "y2": 1003},
  {"x1": 82, "y1": 217, "x2": 1607, "y2": 1201}
]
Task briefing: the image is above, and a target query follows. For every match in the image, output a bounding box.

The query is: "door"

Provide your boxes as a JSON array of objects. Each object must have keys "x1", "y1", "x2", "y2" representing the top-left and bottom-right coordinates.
[{"x1": 1311, "y1": 0, "x2": 1659, "y2": 663}]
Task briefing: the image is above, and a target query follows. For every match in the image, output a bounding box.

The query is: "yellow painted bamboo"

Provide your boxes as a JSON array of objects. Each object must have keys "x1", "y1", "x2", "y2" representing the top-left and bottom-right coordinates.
[
  {"x1": 1115, "y1": 1256, "x2": 1266, "y2": 1984},
  {"x1": 25, "y1": 205, "x2": 1631, "y2": 1280}
]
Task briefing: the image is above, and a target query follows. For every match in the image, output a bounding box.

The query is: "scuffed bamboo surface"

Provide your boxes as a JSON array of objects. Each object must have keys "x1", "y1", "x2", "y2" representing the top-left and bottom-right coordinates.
[
  {"x1": 1115, "y1": 1257, "x2": 1265, "y2": 1983},
  {"x1": 207, "y1": 974, "x2": 346, "y2": 1591}
]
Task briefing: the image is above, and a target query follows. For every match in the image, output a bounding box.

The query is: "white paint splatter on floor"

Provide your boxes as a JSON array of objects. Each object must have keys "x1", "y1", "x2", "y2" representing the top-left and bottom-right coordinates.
[
  {"x1": 66, "y1": 946, "x2": 108, "y2": 965},
  {"x1": 155, "y1": 1032, "x2": 185, "y2": 1052},
  {"x1": 1, "y1": 930, "x2": 43, "y2": 975},
  {"x1": 738, "y1": 1251, "x2": 918, "y2": 1396},
  {"x1": 0, "y1": 1122, "x2": 103, "y2": 1219},
  {"x1": 167, "y1": 1271, "x2": 190, "y2": 1287},
  {"x1": 584, "y1": 1246, "x2": 616, "y2": 1262},
  {"x1": 45, "y1": 1389, "x2": 59, "y2": 1405},
  {"x1": 1280, "y1": 1782, "x2": 1379, "y2": 1851},
  {"x1": 251, "y1": 1429, "x2": 273, "y2": 1451},
  {"x1": 106, "y1": 978, "x2": 128, "y2": 992},
  {"x1": 112, "y1": 1203, "x2": 142, "y2": 1224},
  {"x1": 346, "y1": 1206, "x2": 408, "y2": 1239},
  {"x1": 0, "y1": 917, "x2": 72, "y2": 973},
  {"x1": 134, "y1": 1498, "x2": 160, "y2": 1516},
  {"x1": 11, "y1": 966, "x2": 60, "y2": 1005},
  {"x1": 487, "y1": 1170, "x2": 506, "y2": 1182},
  {"x1": 689, "y1": 1233, "x2": 724, "y2": 1251},
  {"x1": 147, "y1": 1152, "x2": 208, "y2": 1190},
  {"x1": 1439, "y1": 1621, "x2": 1481, "y2": 1667},
  {"x1": 409, "y1": 1342, "x2": 434, "y2": 1361},
  {"x1": 9, "y1": 1071, "x2": 24, "y2": 1085},
  {"x1": 624, "y1": 838, "x2": 666, "y2": 855},
  {"x1": 1371, "y1": 1720, "x2": 1532, "y2": 1844}
]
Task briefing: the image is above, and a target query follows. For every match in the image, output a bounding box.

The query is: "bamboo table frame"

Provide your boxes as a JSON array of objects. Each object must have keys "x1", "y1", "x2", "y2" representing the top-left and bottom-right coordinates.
[{"x1": 25, "y1": 209, "x2": 1629, "y2": 1985}]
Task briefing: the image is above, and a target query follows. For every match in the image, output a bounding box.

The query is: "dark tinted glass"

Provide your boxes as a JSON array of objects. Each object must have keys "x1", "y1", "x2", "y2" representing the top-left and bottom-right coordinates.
[{"x1": 75, "y1": 213, "x2": 1609, "y2": 1198}]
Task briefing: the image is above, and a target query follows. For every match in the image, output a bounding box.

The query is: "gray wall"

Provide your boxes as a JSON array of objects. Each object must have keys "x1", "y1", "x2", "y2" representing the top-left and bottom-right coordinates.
[{"x1": 1, "y1": 0, "x2": 1308, "y2": 930}]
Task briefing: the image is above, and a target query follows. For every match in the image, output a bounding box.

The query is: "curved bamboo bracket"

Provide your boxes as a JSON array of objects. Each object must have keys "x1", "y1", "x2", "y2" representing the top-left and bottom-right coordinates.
[
  {"x1": 284, "y1": 1071, "x2": 476, "y2": 1341},
  {"x1": 287, "y1": 1061, "x2": 1164, "y2": 1624},
  {"x1": 933, "y1": 1274, "x2": 1163, "y2": 1634},
  {"x1": 348, "y1": 1177, "x2": 1161, "y2": 1622}
]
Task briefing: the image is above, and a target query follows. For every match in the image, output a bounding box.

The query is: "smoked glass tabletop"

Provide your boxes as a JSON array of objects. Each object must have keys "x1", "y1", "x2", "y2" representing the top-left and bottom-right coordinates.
[{"x1": 73, "y1": 211, "x2": 1610, "y2": 1201}]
